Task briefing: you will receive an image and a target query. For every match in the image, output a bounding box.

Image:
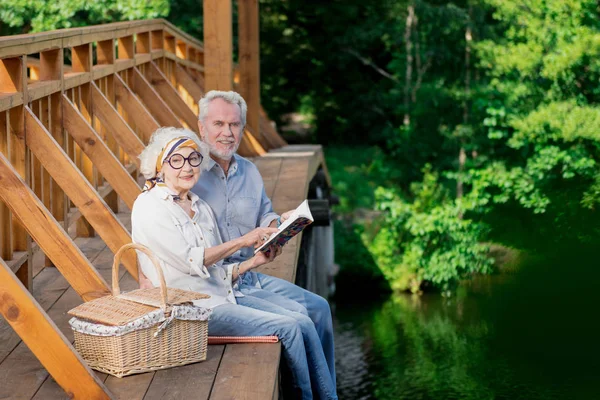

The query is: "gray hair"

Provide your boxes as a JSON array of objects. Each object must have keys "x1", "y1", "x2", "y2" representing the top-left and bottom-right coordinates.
[
  {"x1": 198, "y1": 90, "x2": 247, "y2": 127},
  {"x1": 138, "y1": 127, "x2": 210, "y2": 179}
]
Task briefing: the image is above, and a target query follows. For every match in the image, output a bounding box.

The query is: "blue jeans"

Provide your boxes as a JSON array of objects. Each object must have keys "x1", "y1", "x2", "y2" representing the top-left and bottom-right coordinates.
[
  {"x1": 240, "y1": 271, "x2": 337, "y2": 394},
  {"x1": 208, "y1": 295, "x2": 338, "y2": 400}
]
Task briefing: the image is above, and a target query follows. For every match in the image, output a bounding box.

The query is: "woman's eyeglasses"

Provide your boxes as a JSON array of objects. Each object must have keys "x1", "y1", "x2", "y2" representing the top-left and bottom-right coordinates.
[{"x1": 165, "y1": 152, "x2": 203, "y2": 169}]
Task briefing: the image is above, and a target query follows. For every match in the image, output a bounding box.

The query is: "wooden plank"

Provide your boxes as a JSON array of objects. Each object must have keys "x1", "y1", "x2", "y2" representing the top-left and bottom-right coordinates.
[
  {"x1": 62, "y1": 95, "x2": 141, "y2": 210},
  {"x1": 50, "y1": 93, "x2": 66, "y2": 223},
  {"x1": 0, "y1": 266, "x2": 69, "y2": 364},
  {"x1": 130, "y1": 67, "x2": 181, "y2": 128},
  {"x1": 0, "y1": 151, "x2": 110, "y2": 301},
  {"x1": 271, "y1": 157, "x2": 311, "y2": 212},
  {"x1": 147, "y1": 62, "x2": 198, "y2": 131},
  {"x1": 253, "y1": 157, "x2": 283, "y2": 199},
  {"x1": 238, "y1": 0, "x2": 265, "y2": 147},
  {"x1": 174, "y1": 64, "x2": 204, "y2": 103},
  {"x1": 0, "y1": 258, "x2": 112, "y2": 399},
  {"x1": 25, "y1": 107, "x2": 139, "y2": 280},
  {"x1": 140, "y1": 345, "x2": 225, "y2": 400},
  {"x1": 203, "y1": 0, "x2": 233, "y2": 91},
  {"x1": 91, "y1": 82, "x2": 144, "y2": 167},
  {"x1": 114, "y1": 74, "x2": 159, "y2": 144},
  {"x1": 210, "y1": 343, "x2": 281, "y2": 400}
]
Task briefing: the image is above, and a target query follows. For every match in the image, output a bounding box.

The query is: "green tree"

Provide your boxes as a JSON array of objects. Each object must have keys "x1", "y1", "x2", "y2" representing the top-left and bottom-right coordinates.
[{"x1": 0, "y1": 0, "x2": 169, "y2": 35}]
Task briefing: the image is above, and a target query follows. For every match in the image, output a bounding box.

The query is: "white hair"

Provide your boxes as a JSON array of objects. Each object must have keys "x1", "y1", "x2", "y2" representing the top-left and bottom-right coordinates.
[
  {"x1": 198, "y1": 90, "x2": 247, "y2": 127},
  {"x1": 138, "y1": 127, "x2": 210, "y2": 179}
]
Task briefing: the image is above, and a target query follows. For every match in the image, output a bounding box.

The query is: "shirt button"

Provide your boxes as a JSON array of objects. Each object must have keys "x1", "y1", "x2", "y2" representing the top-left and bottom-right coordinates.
[
  {"x1": 227, "y1": 223, "x2": 230, "y2": 226},
  {"x1": 189, "y1": 258, "x2": 193, "y2": 262},
  {"x1": 200, "y1": 237, "x2": 203, "y2": 241},
  {"x1": 228, "y1": 290, "x2": 232, "y2": 294}
]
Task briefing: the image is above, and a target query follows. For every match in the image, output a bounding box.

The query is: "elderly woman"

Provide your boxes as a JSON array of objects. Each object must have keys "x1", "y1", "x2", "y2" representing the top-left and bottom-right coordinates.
[{"x1": 132, "y1": 127, "x2": 337, "y2": 400}]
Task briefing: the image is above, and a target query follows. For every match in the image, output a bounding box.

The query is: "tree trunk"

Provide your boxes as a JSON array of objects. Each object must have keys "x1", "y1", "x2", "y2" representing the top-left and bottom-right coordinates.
[
  {"x1": 457, "y1": 5, "x2": 472, "y2": 210},
  {"x1": 404, "y1": 3, "x2": 415, "y2": 126}
]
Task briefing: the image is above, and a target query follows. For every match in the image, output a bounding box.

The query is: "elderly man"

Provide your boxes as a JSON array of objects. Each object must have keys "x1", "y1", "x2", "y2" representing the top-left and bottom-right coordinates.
[{"x1": 192, "y1": 90, "x2": 336, "y2": 390}]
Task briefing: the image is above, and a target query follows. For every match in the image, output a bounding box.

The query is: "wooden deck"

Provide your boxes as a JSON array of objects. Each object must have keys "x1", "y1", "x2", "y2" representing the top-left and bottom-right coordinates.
[{"x1": 0, "y1": 145, "x2": 327, "y2": 399}]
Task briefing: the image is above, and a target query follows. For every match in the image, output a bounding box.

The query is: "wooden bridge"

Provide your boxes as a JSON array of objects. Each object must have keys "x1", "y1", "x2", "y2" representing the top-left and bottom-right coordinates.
[{"x1": 0, "y1": 2, "x2": 332, "y2": 398}]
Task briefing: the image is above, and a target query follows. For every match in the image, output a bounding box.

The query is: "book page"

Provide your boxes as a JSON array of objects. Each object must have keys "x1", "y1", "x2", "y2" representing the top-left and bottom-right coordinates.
[{"x1": 254, "y1": 200, "x2": 313, "y2": 254}]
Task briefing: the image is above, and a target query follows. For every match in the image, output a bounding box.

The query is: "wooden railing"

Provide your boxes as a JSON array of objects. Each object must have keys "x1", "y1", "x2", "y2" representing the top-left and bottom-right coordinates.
[
  {"x1": 0, "y1": 19, "x2": 285, "y2": 294},
  {"x1": 0, "y1": 15, "x2": 327, "y2": 400}
]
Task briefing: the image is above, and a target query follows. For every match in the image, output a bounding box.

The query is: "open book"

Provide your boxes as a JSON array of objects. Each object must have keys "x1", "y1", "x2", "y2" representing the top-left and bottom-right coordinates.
[{"x1": 254, "y1": 200, "x2": 313, "y2": 255}]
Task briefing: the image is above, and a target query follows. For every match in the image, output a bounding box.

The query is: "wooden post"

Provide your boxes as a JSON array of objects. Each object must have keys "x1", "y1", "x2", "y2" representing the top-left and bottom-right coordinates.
[
  {"x1": 203, "y1": 0, "x2": 233, "y2": 91},
  {"x1": 71, "y1": 44, "x2": 96, "y2": 237},
  {"x1": 238, "y1": 0, "x2": 265, "y2": 146},
  {"x1": 96, "y1": 39, "x2": 119, "y2": 212},
  {"x1": 0, "y1": 259, "x2": 113, "y2": 399},
  {"x1": 6, "y1": 55, "x2": 31, "y2": 288}
]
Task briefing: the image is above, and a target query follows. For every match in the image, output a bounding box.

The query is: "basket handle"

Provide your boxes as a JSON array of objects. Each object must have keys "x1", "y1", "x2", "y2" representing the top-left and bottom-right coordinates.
[{"x1": 112, "y1": 243, "x2": 168, "y2": 309}]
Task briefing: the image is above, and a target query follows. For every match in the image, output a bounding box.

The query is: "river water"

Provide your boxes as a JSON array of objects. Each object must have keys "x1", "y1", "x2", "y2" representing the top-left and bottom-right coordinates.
[{"x1": 332, "y1": 254, "x2": 600, "y2": 400}]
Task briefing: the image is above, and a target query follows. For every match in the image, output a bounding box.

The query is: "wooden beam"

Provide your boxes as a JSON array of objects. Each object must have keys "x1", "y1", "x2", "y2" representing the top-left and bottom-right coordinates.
[
  {"x1": 238, "y1": 0, "x2": 264, "y2": 147},
  {"x1": 237, "y1": 127, "x2": 266, "y2": 158},
  {"x1": 0, "y1": 259, "x2": 113, "y2": 399},
  {"x1": 90, "y1": 82, "x2": 144, "y2": 167},
  {"x1": 62, "y1": 95, "x2": 140, "y2": 210},
  {"x1": 175, "y1": 64, "x2": 204, "y2": 103},
  {"x1": 148, "y1": 62, "x2": 198, "y2": 131},
  {"x1": 0, "y1": 152, "x2": 110, "y2": 301},
  {"x1": 113, "y1": 73, "x2": 160, "y2": 144},
  {"x1": 131, "y1": 67, "x2": 181, "y2": 128},
  {"x1": 24, "y1": 106, "x2": 139, "y2": 279},
  {"x1": 203, "y1": 0, "x2": 233, "y2": 91}
]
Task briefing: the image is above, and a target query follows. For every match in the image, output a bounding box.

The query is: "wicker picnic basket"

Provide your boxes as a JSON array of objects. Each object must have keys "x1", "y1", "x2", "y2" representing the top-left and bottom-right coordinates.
[{"x1": 68, "y1": 243, "x2": 211, "y2": 378}]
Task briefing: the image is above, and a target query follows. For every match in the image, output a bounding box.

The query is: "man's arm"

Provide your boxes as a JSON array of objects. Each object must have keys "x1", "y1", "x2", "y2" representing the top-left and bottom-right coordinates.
[{"x1": 258, "y1": 185, "x2": 279, "y2": 228}]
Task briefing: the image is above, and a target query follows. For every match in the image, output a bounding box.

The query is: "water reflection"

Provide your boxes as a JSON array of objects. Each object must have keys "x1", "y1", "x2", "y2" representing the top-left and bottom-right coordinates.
[{"x1": 334, "y1": 264, "x2": 600, "y2": 400}]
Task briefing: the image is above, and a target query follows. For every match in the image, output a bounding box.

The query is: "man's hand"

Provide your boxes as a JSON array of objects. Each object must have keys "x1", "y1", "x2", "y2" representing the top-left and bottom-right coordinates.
[
  {"x1": 270, "y1": 210, "x2": 295, "y2": 227},
  {"x1": 241, "y1": 227, "x2": 279, "y2": 248},
  {"x1": 280, "y1": 210, "x2": 294, "y2": 224},
  {"x1": 245, "y1": 244, "x2": 283, "y2": 271}
]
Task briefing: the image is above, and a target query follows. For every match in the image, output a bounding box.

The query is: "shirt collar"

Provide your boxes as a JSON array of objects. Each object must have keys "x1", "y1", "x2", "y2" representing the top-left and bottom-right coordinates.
[
  {"x1": 208, "y1": 153, "x2": 240, "y2": 176},
  {"x1": 153, "y1": 184, "x2": 200, "y2": 205}
]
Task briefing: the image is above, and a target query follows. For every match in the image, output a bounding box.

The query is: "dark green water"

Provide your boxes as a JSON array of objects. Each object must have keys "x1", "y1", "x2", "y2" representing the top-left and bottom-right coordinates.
[{"x1": 333, "y1": 249, "x2": 600, "y2": 399}]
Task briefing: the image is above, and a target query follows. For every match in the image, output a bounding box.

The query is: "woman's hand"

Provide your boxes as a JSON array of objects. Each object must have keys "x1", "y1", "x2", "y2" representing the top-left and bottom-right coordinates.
[{"x1": 241, "y1": 227, "x2": 279, "y2": 249}]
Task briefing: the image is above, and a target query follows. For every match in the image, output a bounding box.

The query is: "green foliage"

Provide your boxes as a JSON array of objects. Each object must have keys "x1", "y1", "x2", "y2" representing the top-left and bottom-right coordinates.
[
  {"x1": 0, "y1": 0, "x2": 169, "y2": 34},
  {"x1": 367, "y1": 167, "x2": 493, "y2": 293}
]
